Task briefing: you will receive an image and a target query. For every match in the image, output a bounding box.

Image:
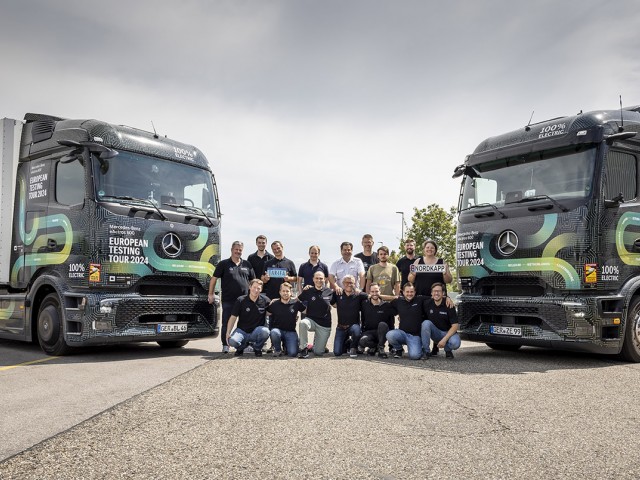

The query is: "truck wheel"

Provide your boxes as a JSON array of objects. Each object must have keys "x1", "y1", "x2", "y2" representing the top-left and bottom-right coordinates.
[
  {"x1": 157, "y1": 340, "x2": 189, "y2": 348},
  {"x1": 37, "y1": 293, "x2": 71, "y2": 356},
  {"x1": 621, "y1": 297, "x2": 640, "y2": 362},
  {"x1": 486, "y1": 343, "x2": 522, "y2": 351}
]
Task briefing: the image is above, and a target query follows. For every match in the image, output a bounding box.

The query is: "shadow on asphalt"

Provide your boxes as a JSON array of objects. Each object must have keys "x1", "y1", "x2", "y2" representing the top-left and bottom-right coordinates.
[
  {"x1": 1, "y1": 339, "x2": 630, "y2": 374},
  {"x1": 0, "y1": 338, "x2": 213, "y2": 367}
]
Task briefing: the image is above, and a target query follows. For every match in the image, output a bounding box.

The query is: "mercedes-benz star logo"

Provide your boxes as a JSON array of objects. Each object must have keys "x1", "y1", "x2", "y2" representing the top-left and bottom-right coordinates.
[
  {"x1": 162, "y1": 232, "x2": 183, "y2": 258},
  {"x1": 497, "y1": 230, "x2": 518, "y2": 256}
]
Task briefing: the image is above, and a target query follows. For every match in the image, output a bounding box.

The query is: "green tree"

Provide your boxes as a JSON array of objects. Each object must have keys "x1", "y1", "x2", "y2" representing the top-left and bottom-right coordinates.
[{"x1": 402, "y1": 204, "x2": 457, "y2": 286}]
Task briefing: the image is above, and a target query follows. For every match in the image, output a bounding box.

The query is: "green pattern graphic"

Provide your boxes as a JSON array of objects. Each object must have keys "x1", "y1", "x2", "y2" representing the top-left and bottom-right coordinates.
[
  {"x1": 458, "y1": 214, "x2": 580, "y2": 289},
  {"x1": 616, "y1": 212, "x2": 640, "y2": 265}
]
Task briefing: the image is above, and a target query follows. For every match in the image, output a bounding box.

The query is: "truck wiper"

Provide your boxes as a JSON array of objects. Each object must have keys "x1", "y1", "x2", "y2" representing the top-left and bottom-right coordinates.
[
  {"x1": 516, "y1": 194, "x2": 568, "y2": 212},
  {"x1": 100, "y1": 195, "x2": 168, "y2": 220},
  {"x1": 460, "y1": 203, "x2": 507, "y2": 218},
  {"x1": 162, "y1": 203, "x2": 213, "y2": 227}
]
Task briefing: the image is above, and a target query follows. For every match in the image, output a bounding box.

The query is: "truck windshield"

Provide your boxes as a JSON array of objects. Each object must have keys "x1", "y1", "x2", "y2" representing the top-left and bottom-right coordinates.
[
  {"x1": 93, "y1": 151, "x2": 218, "y2": 217},
  {"x1": 460, "y1": 145, "x2": 597, "y2": 210}
]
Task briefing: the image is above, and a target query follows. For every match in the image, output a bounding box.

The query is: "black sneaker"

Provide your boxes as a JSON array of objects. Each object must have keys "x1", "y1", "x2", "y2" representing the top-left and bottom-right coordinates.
[
  {"x1": 431, "y1": 345, "x2": 440, "y2": 356},
  {"x1": 367, "y1": 347, "x2": 376, "y2": 356},
  {"x1": 422, "y1": 352, "x2": 431, "y2": 361},
  {"x1": 377, "y1": 346, "x2": 388, "y2": 359},
  {"x1": 393, "y1": 349, "x2": 403, "y2": 358},
  {"x1": 234, "y1": 348, "x2": 244, "y2": 356},
  {"x1": 349, "y1": 347, "x2": 357, "y2": 358},
  {"x1": 298, "y1": 347, "x2": 309, "y2": 359},
  {"x1": 446, "y1": 350, "x2": 454, "y2": 359},
  {"x1": 254, "y1": 349, "x2": 263, "y2": 357}
]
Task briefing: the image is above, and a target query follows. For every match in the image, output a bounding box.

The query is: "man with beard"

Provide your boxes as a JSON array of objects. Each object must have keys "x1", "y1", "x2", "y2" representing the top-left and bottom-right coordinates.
[
  {"x1": 365, "y1": 246, "x2": 400, "y2": 296},
  {"x1": 297, "y1": 271, "x2": 334, "y2": 358},
  {"x1": 360, "y1": 283, "x2": 396, "y2": 358},
  {"x1": 261, "y1": 240, "x2": 297, "y2": 303},
  {"x1": 226, "y1": 279, "x2": 270, "y2": 357},
  {"x1": 386, "y1": 283, "x2": 426, "y2": 360},
  {"x1": 395, "y1": 238, "x2": 417, "y2": 289},
  {"x1": 421, "y1": 283, "x2": 461, "y2": 359},
  {"x1": 267, "y1": 282, "x2": 306, "y2": 357}
]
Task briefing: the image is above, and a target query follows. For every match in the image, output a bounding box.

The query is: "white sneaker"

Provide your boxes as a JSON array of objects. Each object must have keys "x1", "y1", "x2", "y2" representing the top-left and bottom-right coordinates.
[{"x1": 222, "y1": 345, "x2": 230, "y2": 354}]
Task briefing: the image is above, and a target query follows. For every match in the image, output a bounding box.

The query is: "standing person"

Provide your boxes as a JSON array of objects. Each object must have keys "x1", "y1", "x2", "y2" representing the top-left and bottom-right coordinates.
[
  {"x1": 261, "y1": 241, "x2": 297, "y2": 302},
  {"x1": 359, "y1": 283, "x2": 396, "y2": 358},
  {"x1": 297, "y1": 245, "x2": 329, "y2": 291},
  {"x1": 407, "y1": 239, "x2": 453, "y2": 297},
  {"x1": 248, "y1": 235, "x2": 274, "y2": 279},
  {"x1": 396, "y1": 238, "x2": 418, "y2": 288},
  {"x1": 365, "y1": 246, "x2": 401, "y2": 296},
  {"x1": 267, "y1": 282, "x2": 306, "y2": 357},
  {"x1": 386, "y1": 283, "x2": 426, "y2": 360},
  {"x1": 355, "y1": 234, "x2": 378, "y2": 274},
  {"x1": 329, "y1": 242, "x2": 366, "y2": 292},
  {"x1": 297, "y1": 271, "x2": 333, "y2": 358},
  {"x1": 421, "y1": 283, "x2": 461, "y2": 359},
  {"x1": 226, "y1": 279, "x2": 270, "y2": 357},
  {"x1": 331, "y1": 275, "x2": 367, "y2": 357},
  {"x1": 208, "y1": 241, "x2": 255, "y2": 353}
]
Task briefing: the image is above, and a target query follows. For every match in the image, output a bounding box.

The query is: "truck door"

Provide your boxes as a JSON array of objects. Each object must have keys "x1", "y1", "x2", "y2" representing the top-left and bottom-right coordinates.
[{"x1": 600, "y1": 148, "x2": 639, "y2": 290}]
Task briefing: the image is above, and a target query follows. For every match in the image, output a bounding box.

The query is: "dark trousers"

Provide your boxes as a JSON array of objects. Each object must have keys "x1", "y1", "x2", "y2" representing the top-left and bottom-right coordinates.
[
  {"x1": 359, "y1": 322, "x2": 390, "y2": 349},
  {"x1": 333, "y1": 324, "x2": 362, "y2": 356},
  {"x1": 220, "y1": 302, "x2": 235, "y2": 346}
]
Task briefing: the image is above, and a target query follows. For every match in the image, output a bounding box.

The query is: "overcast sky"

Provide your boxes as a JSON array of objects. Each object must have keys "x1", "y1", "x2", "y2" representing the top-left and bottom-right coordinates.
[{"x1": 2, "y1": 0, "x2": 640, "y2": 267}]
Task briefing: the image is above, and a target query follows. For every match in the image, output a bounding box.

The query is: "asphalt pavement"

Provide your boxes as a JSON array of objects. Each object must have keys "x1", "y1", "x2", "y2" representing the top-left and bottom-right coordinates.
[{"x1": 1, "y1": 342, "x2": 639, "y2": 479}]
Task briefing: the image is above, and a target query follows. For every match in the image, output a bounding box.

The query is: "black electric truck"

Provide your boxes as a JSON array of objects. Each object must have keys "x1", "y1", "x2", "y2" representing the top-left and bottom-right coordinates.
[
  {"x1": 454, "y1": 105, "x2": 640, "y2": 361},
  {"x1": 0, "y1": 114, "x2": 221, "y2": 355}
]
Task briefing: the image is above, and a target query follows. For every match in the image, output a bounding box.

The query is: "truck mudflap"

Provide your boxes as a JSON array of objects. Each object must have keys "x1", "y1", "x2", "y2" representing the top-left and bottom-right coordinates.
[
  {"x1": 63, "y1": 295, "x2": 219, "y2": 346},
  {"x1": 458, "y1": 294, "x2": 623, "y2": 354}
]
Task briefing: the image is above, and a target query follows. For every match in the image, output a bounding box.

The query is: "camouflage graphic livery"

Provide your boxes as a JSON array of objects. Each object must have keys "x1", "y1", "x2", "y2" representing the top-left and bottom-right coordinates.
[
  {"x1": 454, "y1": 106, "x2": 640, "y2": 361},
  {"x1": 0, "y1": 114, "x2": 221, "y2": 355}
]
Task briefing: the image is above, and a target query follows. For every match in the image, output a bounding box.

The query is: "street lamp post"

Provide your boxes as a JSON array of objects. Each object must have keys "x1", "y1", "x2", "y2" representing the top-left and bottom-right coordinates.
[{"x1": 395, "y1": 211, "x2": 404, "y2": 242}]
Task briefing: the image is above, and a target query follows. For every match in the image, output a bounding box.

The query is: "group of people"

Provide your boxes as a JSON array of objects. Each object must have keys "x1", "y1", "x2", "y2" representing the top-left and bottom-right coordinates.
[{"x1": 207, "y1": 234, "x2": 461, "y2": 360}]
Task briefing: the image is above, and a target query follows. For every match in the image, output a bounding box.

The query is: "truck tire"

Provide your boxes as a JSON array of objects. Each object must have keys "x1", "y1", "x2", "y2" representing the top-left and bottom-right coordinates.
[
  {"x1": 486, "y1": 343, "x2": 522, "y2": 351},
  {"x1": 621, "y1": 296, "x2": 640, "y2": 362},
  {"x1": 37, "y1": 293, "x2": 71, "y2": 356},
  {"x1": 157, "y1": 340, "x2": 189, "y2": 348}
]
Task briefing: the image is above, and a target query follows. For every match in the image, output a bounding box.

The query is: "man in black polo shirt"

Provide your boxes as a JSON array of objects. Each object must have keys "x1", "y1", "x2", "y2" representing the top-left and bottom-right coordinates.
[
  {"x1": 297, "y1": 271, "x2": 333, "y2": 358},
  {"x1": 386, "y1": 283, "x2": 426, "y2": 360},
  {"x1": 267, "y1": 282, "x2": 306, "y2": 357},
  {"x1": 226, "y1": 279, "x2": 270, "y2": 357},
  {"x1": 261, "y1": 240, "x2": 297, "y2": 301},
  {"x1": 360, "y1": 283, "x2": 396, "y2": 358},
  {"x1": 247, "y1": 234, "x2": 274, "y2": 279},
  {"x1": 297, "y1": 245, "x2": 329, "y2": 291},
  {"x1": 395, "y1": 238, "x2": 417, "y2": 289},
  {"x1": 355, "y1": 233, "x2": 378, "y2": 274},
  {"x1": 331, "y1": 274, "x2": 367, "y2": 357},
  {"x1": 421, "y1": 283, "x2": 461, "y2": 359},
  {"x1": 209, "y1": 241, "x2": 255, "y2": 353}
]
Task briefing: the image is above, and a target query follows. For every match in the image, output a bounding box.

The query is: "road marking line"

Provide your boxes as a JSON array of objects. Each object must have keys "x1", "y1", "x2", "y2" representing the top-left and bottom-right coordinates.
[{"x1": 0, "y1": 356, "x2": 58, "y2": 371}]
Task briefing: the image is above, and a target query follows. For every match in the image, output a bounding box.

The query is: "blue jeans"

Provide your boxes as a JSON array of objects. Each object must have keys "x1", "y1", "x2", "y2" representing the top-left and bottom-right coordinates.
[
  {"x1": 270, "y1": 328, "x2": 298, "y2": 357},
  {"x1": 421, "y1": 320, "x2": 461, "y2": 353},
  {"x1": 333, "y1": 324, "x2": 362, "y2": 356},
  {"x1": 386, "y1": 329, "x2": 423, "y2": 359},
  {"x1": 228, "y1": 326, "x2": 270, "y2": 351}
]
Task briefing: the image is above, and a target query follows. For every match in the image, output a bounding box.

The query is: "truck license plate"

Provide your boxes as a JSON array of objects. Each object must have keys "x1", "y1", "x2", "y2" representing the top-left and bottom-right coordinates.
[
  {"x1": 490, "y1": 325, "x2": 522, "y2": 336},
  {"x1": 157, "y1": 323, "x2": 188, "y2": 333}
]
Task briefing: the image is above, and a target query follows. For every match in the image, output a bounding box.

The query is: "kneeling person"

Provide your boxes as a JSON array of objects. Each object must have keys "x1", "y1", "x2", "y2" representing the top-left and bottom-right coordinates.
[
  {"x1": 331, "y1": 274, "x2": 367, "y2": 357},
  {"x1": 267, "y1": 282, "x2": 306, "y2": 357},
  {"x1": 386, "y1": 283, "x2": 425, "y2": 360},
  {"x1": 360, "y1": 283, "x2": 396, "y2": 358},
  {"x1": 297, "y1": 271, "x2": 333, "y2": 357},
  {"x1": 421, "y1": 283, "x2": 461, "y2": 359},
  {"x1": 226, "y1": 279, "x2": 270, "y2": 357}
]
